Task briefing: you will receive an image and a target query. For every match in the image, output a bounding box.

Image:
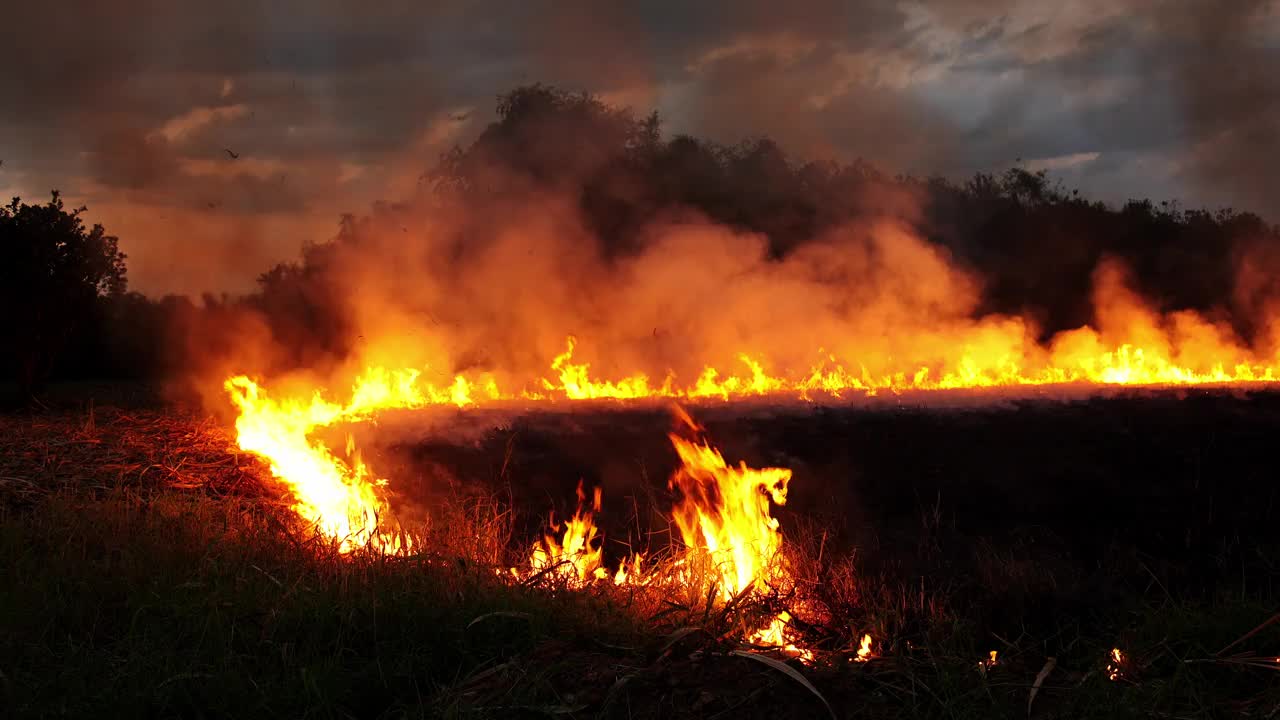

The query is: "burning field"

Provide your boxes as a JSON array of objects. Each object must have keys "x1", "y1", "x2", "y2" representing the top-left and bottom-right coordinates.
[
  {"x1": 7, "y1": 80, "x2": 1280, "y2": 718},
  {"x1": 7, "y1": 376, "x2": 1280, "y2": 718}
]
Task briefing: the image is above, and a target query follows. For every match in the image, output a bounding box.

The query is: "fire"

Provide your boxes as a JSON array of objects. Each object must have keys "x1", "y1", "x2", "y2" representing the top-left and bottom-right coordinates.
[
  {"x1": 224, "y1": 367, "x2": 488, "y2": 552},
  {"x1": 664, "y1": 430, "x2": 806, "y2": 653},
  {"x1": 856, "y1": 633, "x2": 874, "y2": 662},
  {"x1": 220, "y1": 257, "x2": 1280, "y2": 658},
  {"x1": 527, "y1": 481, "x2": 608, "y2": 586},
  {"x1": 1107, "y1": 647, "x2": 1126, "y2": 681},
  {"x1": 520, "y1": 261, "x2": 1280, "y2": 399},
  {"x1": 503, "y1": 411, "x2": 813, "y2": 654},
  {"x1": 541, "y1": 336, "x2": 664, "y2": 400},
  {"x1": 979, "y1": 650, "x2": 998, "y2": 670},
  {"x1": 529, "y1": 333, "x2": 1280, "y2": 401},
  {"x1": 666, "y1": 434, "x2": 792, "y2": 602}
]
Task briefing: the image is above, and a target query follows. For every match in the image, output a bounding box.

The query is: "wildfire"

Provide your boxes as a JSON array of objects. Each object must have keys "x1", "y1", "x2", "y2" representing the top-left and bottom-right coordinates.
[
  {"x1": 524, "y1": 312, "x2": 1280, "y2": 404},
  {"x1": 221, "y1": 264, "x2": 1280, "y2": 659},
  {"x1": 526, "y1": 333, "x2": 1280, "y2": 402},
  {"x1": 666, "y1": 433, "x2": 792, "y2": 601},
  {"x1": 664, "y1": 428, "x2": 810, "y2": 654}
]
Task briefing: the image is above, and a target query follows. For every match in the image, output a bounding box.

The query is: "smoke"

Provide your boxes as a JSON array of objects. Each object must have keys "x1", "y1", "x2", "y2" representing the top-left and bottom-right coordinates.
[{"x1": 331, "y1": 197, "x2": 1006, "y2": 387}]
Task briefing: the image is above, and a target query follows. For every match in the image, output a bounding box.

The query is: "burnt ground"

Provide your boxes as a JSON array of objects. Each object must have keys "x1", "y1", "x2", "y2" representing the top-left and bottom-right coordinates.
[
  {"x1": 4, "y1": 386, "x2": 1280, "y2": 718},
  {"x1": 387, "y1": 389, "x2": 1280, "y2": 607}
]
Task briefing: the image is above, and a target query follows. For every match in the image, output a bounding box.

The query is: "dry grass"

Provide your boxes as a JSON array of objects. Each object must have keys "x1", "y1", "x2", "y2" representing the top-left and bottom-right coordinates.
[
  {"x1": 5, "y1": 401, "x2": 1280, "y2": 718},
  {"x1": 0, "y1": 405, "x2": 266, "y2": 504}
]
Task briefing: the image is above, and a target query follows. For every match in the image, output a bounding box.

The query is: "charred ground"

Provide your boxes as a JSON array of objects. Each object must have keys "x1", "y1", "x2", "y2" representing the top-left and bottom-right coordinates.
[{"x1": 4, "y1": 389, "x2": 1280, "y2": 718}]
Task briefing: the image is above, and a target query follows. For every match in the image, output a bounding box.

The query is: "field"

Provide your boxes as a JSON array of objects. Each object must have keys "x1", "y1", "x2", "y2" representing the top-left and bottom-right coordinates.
[{"x1": 4, "y1": 385, "x2": 1280, "y2": 719}]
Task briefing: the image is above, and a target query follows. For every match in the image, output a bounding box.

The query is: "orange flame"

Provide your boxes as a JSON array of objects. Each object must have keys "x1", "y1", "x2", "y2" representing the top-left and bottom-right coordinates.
[
  {"x1": 507, "y1": 413, "x2": 812, "y2": 654},
  {"x1": 527, "y1": 481, "x2": 608, "y2": 586},
  {"x1": 1107, "y1": 647, "x2": 1126, "y2": 681},
  {"x1": 224, "y1": 367, "x2": 502, "y2": 552},
  {"x1": 664, "y1": 425, "x2": 812, "y2": 654},
  {"x1": 856, "y1": 633, "x2": 874, "y2": 662},
  {"x1": 666, "y1": 434, "x2": 792, "y2": 601}
]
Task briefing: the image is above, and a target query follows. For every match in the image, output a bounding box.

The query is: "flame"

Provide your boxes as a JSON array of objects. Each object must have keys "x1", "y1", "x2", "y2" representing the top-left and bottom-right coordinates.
[
  {"x1": 506, "y1": 416, "x2": 812, "y2": 654},
  {"x1": 542, "y1": 336, "x2": 666, "y2": 400},
  {"x1": 511, "y1": 264, "x2": 1280, "y2": 399},
  {"x1": 522, "y1": 324, "x2": 1280, "y2": 406},
  {"x1": 666, "y1": 434, "x2": 792, "y2": 601},
  {"x1": 979, "y1": 649, "x2": 998, "y2": 670},
  {"x1": 221, "y1": 261, "x2": 1280, "y2": 656},
  {"x1": 664, "y1": 428, "x2": 812, "y2": 654},
  {"x1": 856, "y1": 633, "x2": 874, "y2": 662},
  {"x1": 1107, "y1": 647, "x2": 1126, "y2": 681},
  {"x1": 527, "y1": 481, "x2": 608, "y2": 586},
  {"x1": 612, "y1": 553, "x2": 644, "y2": 585},
  {"x1": 223, "y1": 367, "x2": 498, "y2": 552}
]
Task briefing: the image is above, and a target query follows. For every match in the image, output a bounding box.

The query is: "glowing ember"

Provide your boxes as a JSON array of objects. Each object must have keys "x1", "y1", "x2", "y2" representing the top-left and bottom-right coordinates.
[{"x1": 979, "y1": 650, "x2": 999, "y2": 670}]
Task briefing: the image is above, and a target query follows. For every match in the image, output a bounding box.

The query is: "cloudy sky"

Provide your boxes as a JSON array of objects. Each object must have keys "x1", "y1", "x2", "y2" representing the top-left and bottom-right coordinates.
[{"x1": 2, "y1": 0, "x2": 1276, "y2": 296}]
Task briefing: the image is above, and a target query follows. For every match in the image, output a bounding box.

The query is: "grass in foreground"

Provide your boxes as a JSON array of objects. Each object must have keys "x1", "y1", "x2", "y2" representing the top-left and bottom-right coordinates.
[
  {"x1": 5, "y1": 490, "x2": 1280, "y2": 719},
  {"x1": 2, "y1": 406, "x2": 1280, "y2": 718}
]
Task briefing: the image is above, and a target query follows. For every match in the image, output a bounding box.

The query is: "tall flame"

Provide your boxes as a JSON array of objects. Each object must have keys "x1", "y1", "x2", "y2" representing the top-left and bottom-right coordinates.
[{"x1": 666, "y1": 434, "x2": 792, "y2": 601}]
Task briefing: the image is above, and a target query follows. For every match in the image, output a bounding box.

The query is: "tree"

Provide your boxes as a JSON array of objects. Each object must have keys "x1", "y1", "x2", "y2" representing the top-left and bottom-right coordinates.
[{"x1": 0, "y1": 191, "x2": 127, "y2": 396}]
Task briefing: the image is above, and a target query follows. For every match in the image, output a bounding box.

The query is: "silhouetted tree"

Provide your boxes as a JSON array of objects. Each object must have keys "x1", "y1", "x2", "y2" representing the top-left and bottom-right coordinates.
[{"x1": 0, "y1": 192, "x2": 126, "y2": 397}]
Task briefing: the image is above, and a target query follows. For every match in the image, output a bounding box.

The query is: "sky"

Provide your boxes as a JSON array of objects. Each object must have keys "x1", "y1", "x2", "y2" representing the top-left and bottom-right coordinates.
[{"x1": 1, "y1": 0, "x2": 1276, "y2": 296}]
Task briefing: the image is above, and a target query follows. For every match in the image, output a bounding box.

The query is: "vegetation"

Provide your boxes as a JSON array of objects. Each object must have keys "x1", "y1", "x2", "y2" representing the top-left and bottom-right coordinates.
[
  {"x1": 4, "y1": 397, "x2": 1280, "y2": 718},
  {"x1": 0, "y1": 193, "x2": 127, "y2": 397}
]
